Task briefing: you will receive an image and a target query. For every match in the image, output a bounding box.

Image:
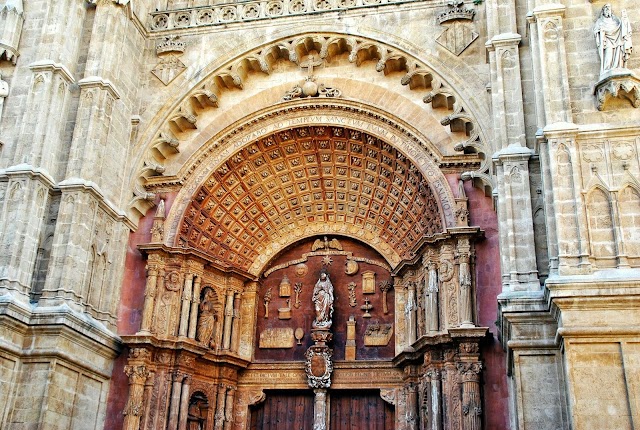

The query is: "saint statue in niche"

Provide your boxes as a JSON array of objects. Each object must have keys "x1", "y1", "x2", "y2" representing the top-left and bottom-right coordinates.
[
  {"x1": 594, "y1": 4, "x2": 633, "y2": 75},
  {"x1": 196, "y1": 287, "x2": 217, "y2": 348},
  {"x1": 312, "y1": 269, "x2": 334, "y2": 329}
]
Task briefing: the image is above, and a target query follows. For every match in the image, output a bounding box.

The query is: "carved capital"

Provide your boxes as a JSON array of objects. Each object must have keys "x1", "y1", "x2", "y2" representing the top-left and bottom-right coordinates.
[
  {"x1": 124, "y1": 365, "x2": 150, "y2": 386},
  {"x1": 457, "y1": 362, "x2": 482, "y2": 382}
]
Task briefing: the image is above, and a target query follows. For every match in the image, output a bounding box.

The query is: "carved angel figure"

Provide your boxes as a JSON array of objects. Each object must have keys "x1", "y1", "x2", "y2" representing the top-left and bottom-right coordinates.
[
  {"x1": 312, "y1": 269, "x2": 334, "y2": 329},
  {"x1": 594, "y1": 4, "x2": 633, "y2": 74},
  {"x1": 196, "y1": 287, "x2": 217, "y2": 348}
]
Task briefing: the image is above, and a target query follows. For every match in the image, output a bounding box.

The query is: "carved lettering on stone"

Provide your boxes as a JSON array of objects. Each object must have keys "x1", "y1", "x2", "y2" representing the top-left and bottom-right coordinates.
[{"x1": 258, "y1": 327, "x2": 294, "y2": 348}]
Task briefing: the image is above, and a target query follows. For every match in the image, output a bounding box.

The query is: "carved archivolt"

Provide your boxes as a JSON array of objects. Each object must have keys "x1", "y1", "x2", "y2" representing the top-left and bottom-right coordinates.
[
  {"x1": 131, "y1": 32, "x2": 491, "y2": 219},
  {"x1": 175, "y1": 125, "x2": 443, "y2": 272}
]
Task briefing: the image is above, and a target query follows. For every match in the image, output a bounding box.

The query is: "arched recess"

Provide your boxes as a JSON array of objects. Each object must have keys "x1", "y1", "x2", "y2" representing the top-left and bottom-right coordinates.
[
  {"x1": 157, "y1": 99, "x2": 471, "y2": 275},
  {"x1": 129, "y1": 32, "x2": 493, "y2": 220},
  {"x1": 586, "y1": 186, "x2": 616, "y2": 261}
]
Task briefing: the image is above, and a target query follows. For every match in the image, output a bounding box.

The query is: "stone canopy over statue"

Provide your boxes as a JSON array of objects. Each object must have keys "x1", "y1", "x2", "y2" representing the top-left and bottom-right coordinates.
[
  {"x1": 594, "y1": 4, "x2": 633, "y2": 75},
  {"x1": 312, "y1": 269, "x2": 334, "y2": 329}
]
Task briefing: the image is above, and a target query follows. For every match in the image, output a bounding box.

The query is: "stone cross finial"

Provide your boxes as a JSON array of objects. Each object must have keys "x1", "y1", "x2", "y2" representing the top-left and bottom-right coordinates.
[{"x1": 300, "y1": 54, "x2": 323, "y2": 79}]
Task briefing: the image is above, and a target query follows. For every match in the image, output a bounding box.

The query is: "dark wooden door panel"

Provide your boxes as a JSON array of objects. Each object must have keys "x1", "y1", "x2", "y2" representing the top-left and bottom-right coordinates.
[
  {"x1": 250, "y1": 390, "x2": 314, "y2": 430},
  {"x1": 329, "y1": 390, "x2": 394, "y2": 430}
]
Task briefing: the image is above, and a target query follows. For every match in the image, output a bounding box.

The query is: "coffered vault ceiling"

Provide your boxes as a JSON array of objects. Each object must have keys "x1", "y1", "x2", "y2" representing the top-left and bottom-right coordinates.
[{"x1": 177, "y1": 125, "x2": 443, "y2": 272}]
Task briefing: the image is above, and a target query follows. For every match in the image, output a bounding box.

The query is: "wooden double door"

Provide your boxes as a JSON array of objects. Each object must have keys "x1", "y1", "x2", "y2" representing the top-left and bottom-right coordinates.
[{"x1": 250, "y1": 389, "x2": 394, "y2": 430}]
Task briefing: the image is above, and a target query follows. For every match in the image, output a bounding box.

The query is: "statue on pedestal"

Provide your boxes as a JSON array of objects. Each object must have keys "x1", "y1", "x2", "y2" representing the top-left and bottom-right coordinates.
[
  {"x1": 594, "y1": 4, "x2": 632, "y2": 75},
  {"x1": 312, "y1": 269, "x2": 334, "y2": 329}
]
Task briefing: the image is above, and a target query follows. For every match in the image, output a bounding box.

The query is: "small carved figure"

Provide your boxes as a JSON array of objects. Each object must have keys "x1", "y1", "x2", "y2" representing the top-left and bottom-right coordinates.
[
  {"x1": 312, "y1": 269, "x2": 334, "y2": 329},
  {"x1": 594, "y1": 4, "x2": 633, "y2": 74},
  {"x1": 187, "y1": 394, "x2": 207, "y2": 430},
  {"x1": 196, "y1": 287, "x2": 217, "y2": 348}
]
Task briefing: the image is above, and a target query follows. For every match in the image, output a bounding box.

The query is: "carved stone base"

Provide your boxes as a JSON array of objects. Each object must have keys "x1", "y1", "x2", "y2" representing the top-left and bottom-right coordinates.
[{"x1": 594, "y1": 69, "x2": 640, "y2": 111}]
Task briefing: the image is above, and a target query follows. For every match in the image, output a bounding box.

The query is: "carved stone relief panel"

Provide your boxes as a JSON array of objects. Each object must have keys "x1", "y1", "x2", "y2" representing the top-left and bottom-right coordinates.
[{"x1": 255, "y1": 236, "x2": 394, "y2": 362}]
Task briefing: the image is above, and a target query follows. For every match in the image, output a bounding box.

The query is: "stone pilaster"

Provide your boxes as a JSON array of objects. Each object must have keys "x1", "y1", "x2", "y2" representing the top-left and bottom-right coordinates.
[
  {"x1": 542, "y1": 123, "x2": 591, "y2": 275},
  {"x1": 529, "y1": 4, "x2": 572, "y2": 126},
  {"x1": 237, "y1": 281, "x2": 259, "y2": 359},
  {"x1": 487, "y1": 33, "x2": 526, "y2": 149},
  {"x1": 0, "y1": 168, "x2": 53, "y2": 301},
  {"x1": 426, "y1": 260, "x2": 439, "y2": 333},
  {"x1": 494, "y1": 145, "x2": 540, "y2": 291}
]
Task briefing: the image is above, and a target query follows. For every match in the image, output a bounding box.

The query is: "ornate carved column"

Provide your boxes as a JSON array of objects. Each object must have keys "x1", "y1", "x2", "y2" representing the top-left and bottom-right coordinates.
[
  {"x1": 405, "y1": 382, "x2": 418, "y2": 430},
  {"x1": 456, "y1": 239, "x2": 474, "y2": 327},
  {"x1": 188, "y1": 275, "x2": 202, "y2": 339},
  {"x1": 140, "y1": 256, "x2": 162, "y2": 334},
  {"x1": 123, "y1": 364, "x2": 150, "y2": 430},
  {"x1": 426, "y1": 260, "x2": 439, "y2": 333},
  {"x1": 313, "y1": 389, "x2": 328, "y2": 430},
  {"x1": 222, "y1": 290, "x2": 235, "y2": 350},
  {"x1": 405, "y1": 282, "x2": 417, "y2": 346},
  {"x1": 223, "y1": 386, "x2": 236, "y2": 430},
  {"x1": 179, "y1": 272, "x2": 194, "y2": 337},
  {"x1": 457, "y1": 362, "x2": 482, "y2": 430},
  {"x1": 140, "y1": 371, "x2": 155, "y2": 430},
  {"x1": 426, "y1": 368, "x2": 443, "y2": 430},
  {"x1": 178, "y1": 375, "x2": 192, "y2": 430},
  {"x1": 237, "y1": 281, "x2": 259, "y2": 359},
  {"x1": 230, "y1": 294, "x2": 241, "y2": 353},
  {"x1": 214, "y1": 384, "x2": 229, "y2": 430},
  {"x1": 167, "y1": 372, "x2": 185, "y2": 430}
]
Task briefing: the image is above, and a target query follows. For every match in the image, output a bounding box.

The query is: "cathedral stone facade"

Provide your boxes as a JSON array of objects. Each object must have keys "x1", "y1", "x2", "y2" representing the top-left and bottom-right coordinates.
[{"x1": 0, "y1": 0, "x2": 638, "y2": 429}]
